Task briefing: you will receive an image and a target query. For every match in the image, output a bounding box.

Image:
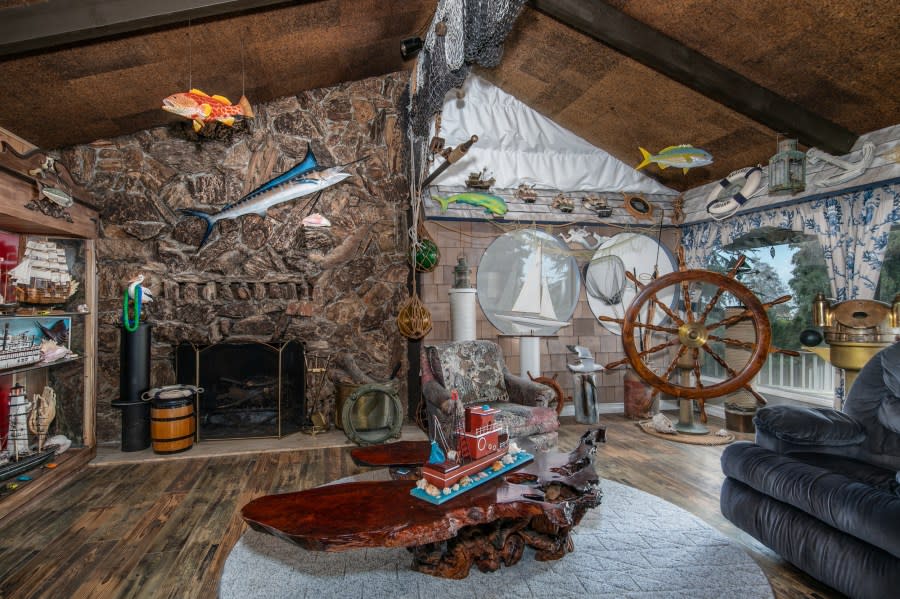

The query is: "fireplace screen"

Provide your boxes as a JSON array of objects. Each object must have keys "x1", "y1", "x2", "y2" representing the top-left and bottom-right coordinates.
[{"x1": 176, "y1": 341, "x2": 304, "y2": 440}]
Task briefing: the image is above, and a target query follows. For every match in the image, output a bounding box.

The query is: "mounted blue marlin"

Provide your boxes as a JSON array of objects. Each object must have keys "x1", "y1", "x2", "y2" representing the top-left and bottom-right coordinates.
[{"x1": 179, "y1": 145, "x2": 350, "y2": 248}]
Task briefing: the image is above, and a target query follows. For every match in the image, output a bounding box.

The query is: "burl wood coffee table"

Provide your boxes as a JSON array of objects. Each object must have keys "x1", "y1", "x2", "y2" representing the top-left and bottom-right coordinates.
[{"x1": 241, "y1": 428, "x2": 605, "y2": 579}]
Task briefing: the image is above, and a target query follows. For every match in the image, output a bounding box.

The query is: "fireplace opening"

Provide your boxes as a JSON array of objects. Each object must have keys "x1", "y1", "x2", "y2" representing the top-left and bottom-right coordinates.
[{"x1": 176, "y1": 341, "x2": 304, "y2": 440}]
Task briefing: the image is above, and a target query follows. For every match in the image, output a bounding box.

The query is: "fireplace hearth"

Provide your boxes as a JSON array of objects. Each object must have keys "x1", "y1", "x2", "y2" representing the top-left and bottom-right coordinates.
[{"x1": 176, "y1": 341, "x2": 304, "y2": 440}]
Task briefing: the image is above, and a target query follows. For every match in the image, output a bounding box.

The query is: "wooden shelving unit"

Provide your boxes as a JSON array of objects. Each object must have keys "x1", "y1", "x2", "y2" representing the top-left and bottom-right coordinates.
[{"x1": 0, "y1": 127, "x2": 98, "y2": 523}]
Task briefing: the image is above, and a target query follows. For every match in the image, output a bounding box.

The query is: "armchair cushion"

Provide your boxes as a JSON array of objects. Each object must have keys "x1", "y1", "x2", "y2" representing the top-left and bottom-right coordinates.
[
  {"x1": 427, "y1": 342, "x2": 509, "y2": 405},
  {"x1": 755, "y1": 405, "x2": 866, "y2": 446}
]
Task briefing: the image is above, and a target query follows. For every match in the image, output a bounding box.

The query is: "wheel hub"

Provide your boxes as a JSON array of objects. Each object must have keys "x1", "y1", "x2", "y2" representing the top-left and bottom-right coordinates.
[{"x1": 678, "y1": 322, "x2": 708, "y2": 348}]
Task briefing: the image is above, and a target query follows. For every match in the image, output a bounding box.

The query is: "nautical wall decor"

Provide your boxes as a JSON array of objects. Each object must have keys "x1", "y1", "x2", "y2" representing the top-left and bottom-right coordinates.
[
  {"x1": 635, "y1": 144, "x2": 713, "y2": 174},
  {"x1": 624, "y1": 194, "x2": 654, "y2": 220},
  {"x1": 9, "y1": 240, "x2": 78, "y2": 305},
  {"x1": 179, "y1": 145, "x2": 353, "y2": 248},
  {"x1": 162, "y1": 89, "x2": 254, "y2": 133},
  {"x1": 806, "y1": 143, "x2": 876, "y2": 187},
  {"x1": 768, "y1": 138, "x2": 806, "y2": 195},
  {"x1": 431, "y1": 191, "x2": 508, "y2": 216},
  {"x1": 705, "y1": 166, "x2": 763, "y2": 220}
]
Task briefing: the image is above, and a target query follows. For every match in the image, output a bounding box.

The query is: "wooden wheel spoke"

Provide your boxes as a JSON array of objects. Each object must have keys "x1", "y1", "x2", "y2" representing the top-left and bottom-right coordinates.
[
  {"x1": 745, "y1": 385, "x2": 768, "y2": 406},
  {"x1": 707, "y1": 334, "x2": 757, "y2": 352},
  {"x1": 633, "y1": 321, "x2": 680, "y2": 335},
  {"x1": 701, "y1": 344, "x2": 739, "y2": 378},
  {"x1": 706, "y1": 309, "x2": 752, "y2": 331},
  {"x1": 763, "y1": 295, "x2": 792, "y2": 310},
  {"x1": 681, "y1": 280, "x2": 694, "y2": 323},
  {"x1": 661, "y1": 345, "x2": 687, "y2": 381},
  {"x1": 772, "y1": 346, "x2": 800, "y2": 357},
  {"x1": 651, "y1": 295, "x2": 684, "y2": 327},
  {"x1": 691, "y1": 347, "x2": 703, "y2": 391},
  {"x1": 624, "y1": 270, "x2": 645, "y2": 290},
  {"x1": 597, "y1": 315, "x2": 624, "y2": 324},
  {"x1": 605, "y1": 356, "x2": 630, "y2": 370}
]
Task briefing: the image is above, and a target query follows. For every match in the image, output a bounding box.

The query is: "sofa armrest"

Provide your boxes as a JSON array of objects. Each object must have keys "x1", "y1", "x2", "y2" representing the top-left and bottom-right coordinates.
[
  {"x1": 502, "y1": 367, "x2": 553, "y2": 408},
  {"x1": 755, "y1": 405, "x2": 866, "y2": 452}
]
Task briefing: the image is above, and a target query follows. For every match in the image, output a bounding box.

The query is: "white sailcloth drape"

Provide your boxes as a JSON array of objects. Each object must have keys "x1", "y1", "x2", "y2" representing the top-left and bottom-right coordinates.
[{"x1": 681, "y1": 182, "x2": 900, "y2": 405}]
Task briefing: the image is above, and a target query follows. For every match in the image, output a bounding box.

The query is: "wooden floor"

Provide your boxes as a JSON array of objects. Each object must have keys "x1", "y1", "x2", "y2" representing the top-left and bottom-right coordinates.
[{"x1": 0, "y1": 414, "x2": 845, "y2": 599}]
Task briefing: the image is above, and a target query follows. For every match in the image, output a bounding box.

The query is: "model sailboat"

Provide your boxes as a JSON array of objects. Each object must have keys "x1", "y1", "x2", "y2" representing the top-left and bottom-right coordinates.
[
  {"x1": 9, "y1": 240, "x2": 78, "y2": 305},
  {"x1": 495, "y1": 241, "x2": 570, "y2": 331}
]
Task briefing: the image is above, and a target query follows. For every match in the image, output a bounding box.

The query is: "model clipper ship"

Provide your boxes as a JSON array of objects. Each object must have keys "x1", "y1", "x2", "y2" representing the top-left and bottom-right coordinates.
[
  {"x1": 9, "y1": 240, "x2": 78, "y2": 305},
  {"x1": 412, "y1": 391, "x2": 533, "y2": 504}
]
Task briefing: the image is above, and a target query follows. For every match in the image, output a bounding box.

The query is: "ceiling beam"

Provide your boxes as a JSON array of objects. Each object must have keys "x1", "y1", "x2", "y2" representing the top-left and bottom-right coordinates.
[
  {"x1": 0, "y1": 0, "x2": 298, "y2": 58},
  {"x1": 531, "y1": 0, "x2": 858, "y2": 154}
]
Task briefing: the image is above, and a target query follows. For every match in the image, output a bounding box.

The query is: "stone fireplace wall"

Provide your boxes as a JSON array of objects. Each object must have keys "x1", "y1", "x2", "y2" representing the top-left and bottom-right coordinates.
[{"x1": 60, "y1": 74, "x2": 412, "y2": 444}]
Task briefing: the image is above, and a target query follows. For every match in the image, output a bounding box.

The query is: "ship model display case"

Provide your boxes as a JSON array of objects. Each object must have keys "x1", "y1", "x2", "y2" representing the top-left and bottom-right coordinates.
[{"x1": 0, "y1": 127, "x2": 98, "y2": 520}]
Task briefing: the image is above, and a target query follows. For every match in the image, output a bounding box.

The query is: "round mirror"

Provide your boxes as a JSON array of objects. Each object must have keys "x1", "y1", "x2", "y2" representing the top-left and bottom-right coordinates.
[
  {"x1": 477, "y1": 229, "x2": 580, "y2": 336},
  {"x1": 586, "y1": 232, "x2": 677, "y2": 335}
]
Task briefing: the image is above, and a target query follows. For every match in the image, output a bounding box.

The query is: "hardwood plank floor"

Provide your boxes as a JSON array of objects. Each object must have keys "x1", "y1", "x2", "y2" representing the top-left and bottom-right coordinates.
[{"x1": 0, "y1": 414, "x2": 845, "y2": 598}]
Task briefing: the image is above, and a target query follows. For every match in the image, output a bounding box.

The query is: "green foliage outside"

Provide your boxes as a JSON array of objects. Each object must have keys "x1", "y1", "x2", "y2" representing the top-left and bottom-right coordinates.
[{"x1": 706, "y1": 229, "x2": 900, "y2": 351}]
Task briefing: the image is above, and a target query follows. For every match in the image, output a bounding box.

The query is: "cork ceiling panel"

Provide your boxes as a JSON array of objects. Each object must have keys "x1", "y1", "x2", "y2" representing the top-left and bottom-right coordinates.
[{"x1": 0, "y1": 0, "x2": 896, "y2": 193}]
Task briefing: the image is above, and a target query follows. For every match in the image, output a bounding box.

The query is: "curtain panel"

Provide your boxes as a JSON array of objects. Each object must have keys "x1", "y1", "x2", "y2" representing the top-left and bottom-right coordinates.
[{"x1": 681, "y1": 183, "x2": 900, "y2": 301}]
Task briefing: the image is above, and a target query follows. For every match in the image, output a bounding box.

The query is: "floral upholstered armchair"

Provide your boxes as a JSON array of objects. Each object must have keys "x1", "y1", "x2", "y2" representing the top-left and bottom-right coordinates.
[{"x1": 420, "y1": 340, "x2": 560, "y2": 451}]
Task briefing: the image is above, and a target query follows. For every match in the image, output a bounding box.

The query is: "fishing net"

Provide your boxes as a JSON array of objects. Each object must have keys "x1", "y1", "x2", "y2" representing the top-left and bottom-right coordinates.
[
  {"x1": 407, "y1": 0, "x2": 526, "y2": 168},
  {"x1": 585, "y1": 255, "x2": 627, "y2": 305}
]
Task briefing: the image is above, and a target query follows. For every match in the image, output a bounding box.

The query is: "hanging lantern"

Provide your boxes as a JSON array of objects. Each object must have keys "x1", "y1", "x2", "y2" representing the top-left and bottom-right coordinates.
[{"x1": 768, "y1": 138, "x2": 806, "y2": 195}]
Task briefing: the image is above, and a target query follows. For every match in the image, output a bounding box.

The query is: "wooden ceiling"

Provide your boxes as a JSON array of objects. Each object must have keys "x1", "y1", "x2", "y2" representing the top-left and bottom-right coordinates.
[{"x1": 0, "y1": 0, "x2": 897, "y2": 191}]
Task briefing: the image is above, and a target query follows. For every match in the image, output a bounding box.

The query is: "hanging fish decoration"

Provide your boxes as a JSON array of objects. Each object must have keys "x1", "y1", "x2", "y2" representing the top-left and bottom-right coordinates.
[
  {"x1": 162, "y1": 89, "x2": 254, "y2": 132},
  {"x1": 636, "y1": 144, "x2": 713, "y2": 174},
  {"x1": 431, "y1": 191, "x2": 508, "y2": 216}
]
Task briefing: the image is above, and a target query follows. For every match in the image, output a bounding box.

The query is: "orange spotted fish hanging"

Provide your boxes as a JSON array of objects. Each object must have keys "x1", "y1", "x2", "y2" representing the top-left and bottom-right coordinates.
[{"x1": 162, "y1": 89, "x2": 254, "y2": 132}]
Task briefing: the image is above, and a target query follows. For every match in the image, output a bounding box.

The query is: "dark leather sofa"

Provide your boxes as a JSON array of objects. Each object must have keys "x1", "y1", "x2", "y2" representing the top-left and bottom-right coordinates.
[{"x1": 720, "y1": 343, "x2": 900, "y2": 599}]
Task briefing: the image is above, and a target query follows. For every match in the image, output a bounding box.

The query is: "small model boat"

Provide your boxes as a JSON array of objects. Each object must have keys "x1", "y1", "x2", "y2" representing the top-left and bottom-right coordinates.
[
  {"x1": 0, "y1": 322, "x2": 41, "y2": 370},
  {"x1": 465, "y1": 168, "x2": 495, "y2": 190},
  {"x1": 412, "y1": 394, "x2": 533, "y2": 504},
  {"x1": 9, "y1": 240, "x2": 78, "y2": 305},
  {"x1": 516, "y1": 183, "x2": 538, "y2": 203}
]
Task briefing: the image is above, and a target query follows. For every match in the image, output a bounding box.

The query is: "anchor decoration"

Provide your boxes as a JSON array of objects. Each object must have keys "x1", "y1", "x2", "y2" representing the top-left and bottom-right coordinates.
[{"x1": 806, "y1": 142, "x2": 875, "y2": 188}]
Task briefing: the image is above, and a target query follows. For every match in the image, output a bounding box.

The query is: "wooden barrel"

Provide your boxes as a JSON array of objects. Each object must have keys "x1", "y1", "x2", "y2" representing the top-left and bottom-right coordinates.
[{"x1": 150, "y1": 397, "x2": 195, "y2": 454}]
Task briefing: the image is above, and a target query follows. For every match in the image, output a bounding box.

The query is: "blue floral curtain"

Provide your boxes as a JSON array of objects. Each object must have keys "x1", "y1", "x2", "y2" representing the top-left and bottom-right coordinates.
[{"x1": 682, "y1": 182, "x2": 900, "y2": 300}]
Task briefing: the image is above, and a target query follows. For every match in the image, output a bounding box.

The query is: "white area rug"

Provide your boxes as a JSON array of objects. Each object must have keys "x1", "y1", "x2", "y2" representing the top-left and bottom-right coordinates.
[{"x1": 220, "y1": 480, "x2": 773, "y2": 599}]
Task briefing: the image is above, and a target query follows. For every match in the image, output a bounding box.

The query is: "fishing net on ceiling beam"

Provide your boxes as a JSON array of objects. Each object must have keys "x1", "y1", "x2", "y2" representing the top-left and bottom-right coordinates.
[{"x1": 405, "y1": 0, "x2": 526, "y2": 186}]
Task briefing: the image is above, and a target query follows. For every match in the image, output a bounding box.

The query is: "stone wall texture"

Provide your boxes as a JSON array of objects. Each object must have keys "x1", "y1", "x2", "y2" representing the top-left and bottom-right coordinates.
[{"x1": 61, "y1": 74, "x2": 412, "y2": 444}]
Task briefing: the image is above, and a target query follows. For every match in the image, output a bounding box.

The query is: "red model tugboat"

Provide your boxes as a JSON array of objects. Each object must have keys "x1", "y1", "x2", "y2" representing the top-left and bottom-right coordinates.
[{"x1": 412, "y1": 393, "x2": 534, "y2": 504}]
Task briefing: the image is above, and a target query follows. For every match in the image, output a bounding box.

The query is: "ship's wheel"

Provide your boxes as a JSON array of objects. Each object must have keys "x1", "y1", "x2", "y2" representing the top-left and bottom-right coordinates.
[{"x1": 601, "y1": 254, "x2": 798, "y2": 423}]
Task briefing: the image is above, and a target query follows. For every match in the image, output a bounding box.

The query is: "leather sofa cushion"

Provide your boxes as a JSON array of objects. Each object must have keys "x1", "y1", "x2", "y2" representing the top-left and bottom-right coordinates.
[
  {"x1": 722, "y1": 441, "x2": 900, "y2": 558},
  {"x1": 754, "y1": 405, "x2": 865, "y2": 446}
]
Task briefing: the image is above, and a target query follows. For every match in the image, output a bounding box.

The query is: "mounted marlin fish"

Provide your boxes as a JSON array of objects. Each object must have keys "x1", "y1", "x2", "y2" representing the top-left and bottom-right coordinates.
[{"x1": 179, "y1": 144, "x2": 350, "y2": 248}]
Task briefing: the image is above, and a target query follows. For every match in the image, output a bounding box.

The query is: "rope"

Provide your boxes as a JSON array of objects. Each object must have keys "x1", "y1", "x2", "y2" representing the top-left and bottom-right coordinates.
[{"x1": 123, "y1": 287, "x2": 142, "y2": 333}]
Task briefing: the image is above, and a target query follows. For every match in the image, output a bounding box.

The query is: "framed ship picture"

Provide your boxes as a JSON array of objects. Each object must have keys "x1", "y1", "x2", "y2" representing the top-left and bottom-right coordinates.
[{"x1": 0, "y1": 317, "x2": 71, "y2": 371}]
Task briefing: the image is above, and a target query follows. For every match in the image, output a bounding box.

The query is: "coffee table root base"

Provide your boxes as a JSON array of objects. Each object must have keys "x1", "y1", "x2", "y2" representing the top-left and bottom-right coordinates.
[{"x1": 410, "y1": 519, "x2": 576, "y2": 579}]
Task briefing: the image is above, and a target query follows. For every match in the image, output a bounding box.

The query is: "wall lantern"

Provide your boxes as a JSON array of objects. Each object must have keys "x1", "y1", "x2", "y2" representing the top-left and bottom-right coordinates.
[{"x1": 768, "y1": 138, "x2": 806, "y2": 195}]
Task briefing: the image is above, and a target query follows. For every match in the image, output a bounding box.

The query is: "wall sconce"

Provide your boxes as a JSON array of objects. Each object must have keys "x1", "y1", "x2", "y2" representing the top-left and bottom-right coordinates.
[
  {"x1": 400, "y1": 37, "x2": 423, "y2": 60},
  {"x1": 768, "y1": 138, "x2": 806, "y2": 195}
]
